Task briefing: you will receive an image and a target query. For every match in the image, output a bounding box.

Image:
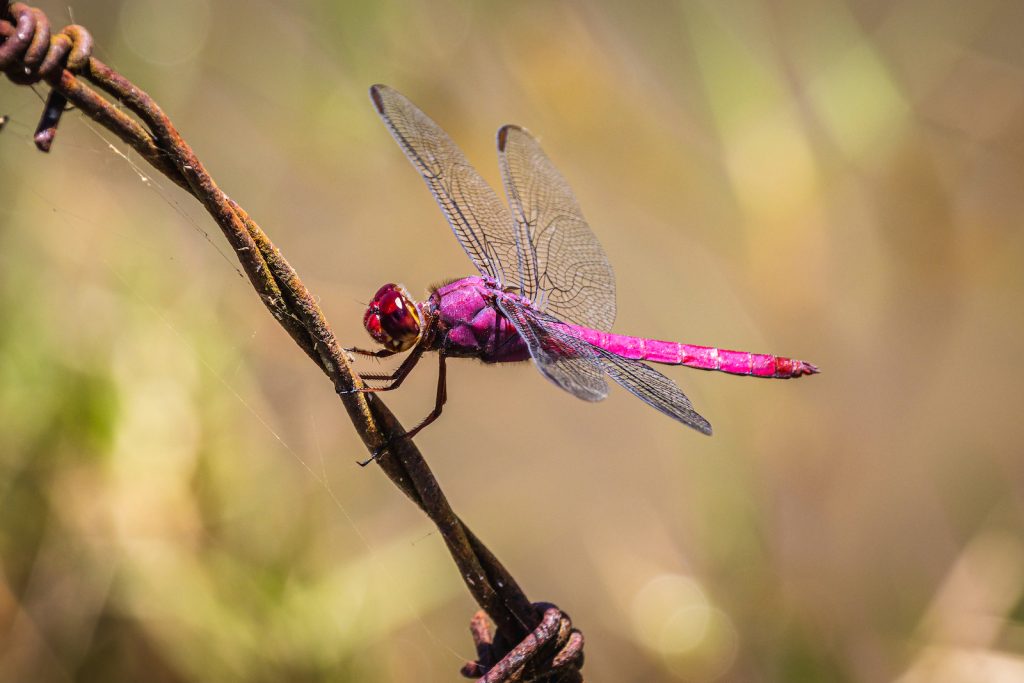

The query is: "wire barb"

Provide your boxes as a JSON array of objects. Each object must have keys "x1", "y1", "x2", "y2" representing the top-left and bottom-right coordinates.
[
  {"x1": 1, "y1": 4, "x2": 586, "y2": 680},
  {"x1": 460, "y1": 605, "x2": 584, "y2": 682},
  {"x1": 0, "y1": 3, "x2": 94, "y2": 150}
]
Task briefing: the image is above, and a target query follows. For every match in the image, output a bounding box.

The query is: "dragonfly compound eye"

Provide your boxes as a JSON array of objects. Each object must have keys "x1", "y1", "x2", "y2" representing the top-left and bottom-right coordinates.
[{"x1": 364, "y1": 283, "x2": 422, "y2": 352}]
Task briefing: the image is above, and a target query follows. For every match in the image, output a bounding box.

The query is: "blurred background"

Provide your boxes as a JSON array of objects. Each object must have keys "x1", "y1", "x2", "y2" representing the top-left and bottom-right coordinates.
[{"x1": 2, "y1": 0, "x2": 1023, "y2": 681}]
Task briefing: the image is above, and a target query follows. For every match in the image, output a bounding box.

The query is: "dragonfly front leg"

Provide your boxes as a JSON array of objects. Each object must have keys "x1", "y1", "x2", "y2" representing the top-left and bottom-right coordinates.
[
  {"x1": 343, "y1": 346, "x2": 397, "y2": 362},
  {"x1": 345, "y1": 346, "x2": 397, "y2": 358},
  {"x1": 338, "y1": 347, "x2": 420, "y2": 397},
  {"x1": 358, "y1": 351, "x2": 448, "y2": 467},
  {"x1": 354, "y1": 341, "x2": 428, "y2": 392}
]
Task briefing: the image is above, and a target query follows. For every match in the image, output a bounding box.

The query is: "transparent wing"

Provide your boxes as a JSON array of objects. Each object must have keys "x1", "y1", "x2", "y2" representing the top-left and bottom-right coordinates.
[
  {"x1": 371, "y1": 84, "x2": 521, "y2": 285},
  {"x1": 497, "y1": 125, "x2": 617, "y2": 331},
  {"x1": 496, "y1": 299, "x2": 607, "y2": 403},
  {"x1": 595, "y1": 349, "x2": 712, "y2": 434},
  {"x1": 500, "y1": 299, "x2": 711, "y2": 434}
]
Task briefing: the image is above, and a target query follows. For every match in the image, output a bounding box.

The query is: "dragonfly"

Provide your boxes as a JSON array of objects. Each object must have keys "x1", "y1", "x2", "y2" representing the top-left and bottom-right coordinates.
[{"x1": 347, "y1": 84, "x2": 817, "y2": 456}]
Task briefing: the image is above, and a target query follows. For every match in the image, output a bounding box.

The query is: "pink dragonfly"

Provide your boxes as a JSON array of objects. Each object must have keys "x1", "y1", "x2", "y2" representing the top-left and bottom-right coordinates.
[{"x1": 348, "y1": 84, "x2": 817, "y2": 454}]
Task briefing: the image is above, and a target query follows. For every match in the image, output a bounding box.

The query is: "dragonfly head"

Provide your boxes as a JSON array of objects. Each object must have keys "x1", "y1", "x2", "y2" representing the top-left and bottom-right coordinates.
[{"x1": 364, "y1": 283, "x2": 423, "y2": 352}]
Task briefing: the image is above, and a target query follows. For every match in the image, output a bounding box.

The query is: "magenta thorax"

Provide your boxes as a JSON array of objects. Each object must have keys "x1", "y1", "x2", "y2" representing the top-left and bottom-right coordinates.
[{"x1": 429, "y1": 277, "x2": 531, "y2": 363}]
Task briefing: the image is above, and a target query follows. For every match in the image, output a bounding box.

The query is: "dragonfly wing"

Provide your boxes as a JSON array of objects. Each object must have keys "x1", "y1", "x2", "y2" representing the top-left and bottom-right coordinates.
[
  {"x1": 500, "y1": 299, "x2": 710, "y2": 433},
  {"x1": 497, "y1": 124, "x2": 617, "y2": 331},
  {"x1": 595, "y1": 349, "x2": 712, "y2": 434},
  {"x1": 371, "y1": 85, "x2": 521, "y2": 285},
  {"x1": 496, "y1": 299, "x2": 608, "y2": 402}
]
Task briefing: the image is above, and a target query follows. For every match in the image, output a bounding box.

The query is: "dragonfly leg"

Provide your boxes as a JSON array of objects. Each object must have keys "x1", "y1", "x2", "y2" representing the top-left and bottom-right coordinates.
[
  {"x1": 346, "y1": 310, "x2": 440, "y2": 393},
  {"x1": 357, "y1": 352, "x2": 448, "y2": 467},
  {"x1": 343, "y1": 346, "x2": 397, "y2": 365},
  {"x1": 345, "y1": 346, "x2": 396, "y2": 358},
  {"x1": 403, "y1": 351, "x2": 448, "y2": 441},
  {"x1": 352, "y1": 342, "x2": 427, "y2": 392},
  {"x1": 338, "y1": 343, "x2": 427, "y2": 397}
]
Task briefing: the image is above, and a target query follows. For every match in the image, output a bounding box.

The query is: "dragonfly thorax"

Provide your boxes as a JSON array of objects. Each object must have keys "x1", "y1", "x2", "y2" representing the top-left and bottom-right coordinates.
[{"x1": 364, "y1": 283, "x2": 423, "y2": 352}]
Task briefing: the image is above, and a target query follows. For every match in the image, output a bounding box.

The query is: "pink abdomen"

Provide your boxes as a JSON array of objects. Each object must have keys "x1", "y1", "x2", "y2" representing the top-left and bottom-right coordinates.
[{"x1": 575, "y1": 328, "x2": 818, "y2": 379}]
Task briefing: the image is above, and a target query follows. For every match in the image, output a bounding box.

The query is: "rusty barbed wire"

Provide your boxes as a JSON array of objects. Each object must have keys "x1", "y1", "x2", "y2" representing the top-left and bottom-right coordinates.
[
  {"x1": 1, "y1": 3, "x2": 584, "y2": 680},
  {"x1": 0, "y1": 3, "x2": 91, "y2": 150},
  {"x1": 461, "y1": 606, "x2": 584, "y2": 682}
]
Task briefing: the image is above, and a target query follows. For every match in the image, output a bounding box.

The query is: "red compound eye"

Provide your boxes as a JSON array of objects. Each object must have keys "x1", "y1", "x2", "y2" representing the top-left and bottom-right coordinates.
[
  {"x1": 363, "y1": 283, "x2": 422, "y2": 351},
  {"x1": 364, "y1": 312, "x2": 384, "y2": 341}
]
